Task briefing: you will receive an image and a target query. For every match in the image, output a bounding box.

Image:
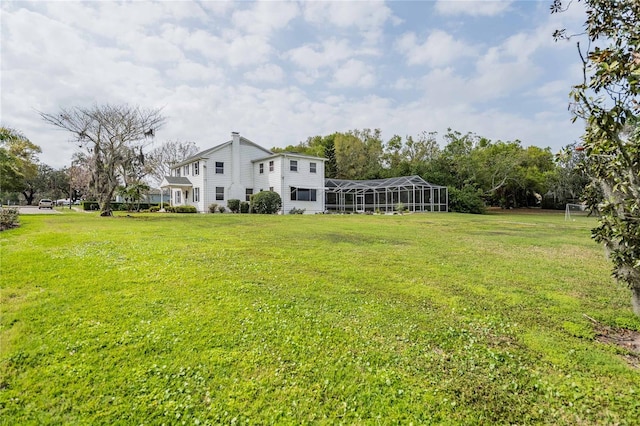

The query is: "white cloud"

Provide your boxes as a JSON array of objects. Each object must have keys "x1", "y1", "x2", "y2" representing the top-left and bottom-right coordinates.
[
  {"x1": 434, "y1": 0, "x2": 513, "y2": 17},
  {"x1": 0, "y1": 0, "x2": 585, "y2": 171},
  {"x1": 286, "y1": 38, "x2": 353, "y2": 71},
  {"x1": 244, "y1": 64, "x2": 284, "y2": 83},
  {"x1": 396, "y1": 30, "x2": 476, "y2": 67},
  {"x1": 232, "y1": 1, "x2": 299, "y2": 36},
  {"x1": 332, "y1": 60, "x2": 376, "y2": 88},
  {"x1": 227, "y1": 35, "x2": 273, "y2": 67},
  {"x1": 165, "y1": 61, "x2": 224, "y2": 83},
  {"x1": 302, "y1": 1, "x2": 399, "y2": 43}
]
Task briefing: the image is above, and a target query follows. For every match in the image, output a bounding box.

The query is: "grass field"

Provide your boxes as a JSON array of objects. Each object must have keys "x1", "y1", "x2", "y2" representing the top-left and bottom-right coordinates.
[{"x1": 1, "y1": 210, "x2": 639, "y2": 424}]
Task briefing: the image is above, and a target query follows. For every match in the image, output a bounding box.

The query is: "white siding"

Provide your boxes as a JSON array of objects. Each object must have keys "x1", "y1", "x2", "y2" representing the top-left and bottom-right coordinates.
[
  {"x1": 281, "y1": 155, "x2": 325, "y2": 214},
  {"x1": 202, "y1": 146, "x2": 233, "y2": 210},
  {"x1": 168, "y1": 135, "x2": 325, "y2": 214}
]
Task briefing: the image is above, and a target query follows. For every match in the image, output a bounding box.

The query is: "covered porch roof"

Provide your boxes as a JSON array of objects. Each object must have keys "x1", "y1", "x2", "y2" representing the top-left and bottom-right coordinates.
[{"x1": 160, "y1": 176, "x2": 193, "y2": 188}]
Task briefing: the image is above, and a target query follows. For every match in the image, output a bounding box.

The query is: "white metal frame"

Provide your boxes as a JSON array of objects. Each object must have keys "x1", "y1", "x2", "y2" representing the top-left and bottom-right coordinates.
[{"x1": 325, "y1": 175, "x2": 448, "y2": 213}]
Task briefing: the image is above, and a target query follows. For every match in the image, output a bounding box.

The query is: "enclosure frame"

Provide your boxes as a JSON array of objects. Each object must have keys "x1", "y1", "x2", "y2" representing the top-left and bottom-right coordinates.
[{"x1": 324, "y1": 175, "x2": 448, "y2": 213}]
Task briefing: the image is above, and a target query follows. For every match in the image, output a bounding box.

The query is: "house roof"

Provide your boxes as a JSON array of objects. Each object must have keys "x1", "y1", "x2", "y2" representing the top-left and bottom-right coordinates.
[
  {"x1": 325, "y1": 175, "x2": 446, "y2": 191},
  {"x1": 252, "y1": 151, "x2": 326, "y2": 163},
  {"x1": 172, "y1": 136, "x2": 273, "y2": 168},
  {"x1": 160, "y1": 176, "x2": 193, "y2": 188}
]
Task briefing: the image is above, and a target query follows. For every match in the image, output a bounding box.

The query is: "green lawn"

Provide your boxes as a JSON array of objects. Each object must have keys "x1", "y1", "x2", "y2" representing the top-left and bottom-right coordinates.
[{"x1": 1, "y1": 210, "x2": 639, "y2": 424}]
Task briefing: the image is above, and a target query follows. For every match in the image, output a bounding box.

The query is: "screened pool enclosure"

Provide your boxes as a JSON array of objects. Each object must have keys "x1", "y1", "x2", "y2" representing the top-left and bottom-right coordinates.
[{"x1": 325, "y1": 175, "x2": 448, "y2": 213}]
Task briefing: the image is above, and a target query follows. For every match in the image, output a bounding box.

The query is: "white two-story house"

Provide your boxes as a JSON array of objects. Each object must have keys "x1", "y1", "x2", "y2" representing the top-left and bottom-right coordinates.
[{"x1": 161, "y1": 132, "x2": 326, "y2": 214}]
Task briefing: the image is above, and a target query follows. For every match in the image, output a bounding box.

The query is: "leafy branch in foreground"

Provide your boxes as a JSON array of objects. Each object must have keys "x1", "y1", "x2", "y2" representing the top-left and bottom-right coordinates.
[{"x1": 553, "y1": 0, "x2": 640, "y2": 315}]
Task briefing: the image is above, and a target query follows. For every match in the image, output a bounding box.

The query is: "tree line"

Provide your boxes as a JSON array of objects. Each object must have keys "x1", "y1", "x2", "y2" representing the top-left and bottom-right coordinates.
[{"x1": 273, "y1": 128, "x2": 589, "y2": 213}]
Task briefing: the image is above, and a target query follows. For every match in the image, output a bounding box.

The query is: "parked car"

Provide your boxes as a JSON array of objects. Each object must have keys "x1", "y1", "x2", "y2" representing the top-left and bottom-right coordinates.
[{"x1": 38, "y1": 199, "x2": 53, "y2": 209}]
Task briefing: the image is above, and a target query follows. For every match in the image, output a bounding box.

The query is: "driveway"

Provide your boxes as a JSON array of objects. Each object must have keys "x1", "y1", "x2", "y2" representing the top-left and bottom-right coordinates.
[{"x1": 13, "y1": 205, "x2": 62, "y2": 214}]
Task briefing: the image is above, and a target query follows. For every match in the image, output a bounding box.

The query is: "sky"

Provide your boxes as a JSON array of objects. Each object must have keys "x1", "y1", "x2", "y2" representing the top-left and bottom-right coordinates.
[{"x1": 1, "y1": 0, "x2": 587, "y2": 169}]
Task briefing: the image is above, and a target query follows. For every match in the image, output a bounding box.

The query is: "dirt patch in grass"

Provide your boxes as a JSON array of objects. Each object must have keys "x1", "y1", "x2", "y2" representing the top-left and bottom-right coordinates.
[{"x1": 586, "y1": 315, "x2": 640, "y2": 368}]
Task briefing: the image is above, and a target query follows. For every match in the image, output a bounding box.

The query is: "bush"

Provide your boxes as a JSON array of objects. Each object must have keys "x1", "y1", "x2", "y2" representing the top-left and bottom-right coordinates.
[
  {"x1": 448, "y1": 186, "x2": 486, "y2": 214},
  {"x1": 165, "y1": 205, "x2": 197, "y2": 213},
  {"x1": 0, "y1": 208, "x2": 20, "y2": 231},
  {"x1": 218, "y1": 205, "x2": 226, "y2": 213},
  {"x1": 149, "y1": 206, "x2": 160, "y2": 213},
  {"x1": 208, "y1": 203, "x2": 218, "y2": 213},
  {"x1": 250, "y1": 191, "x2": 282, "y2": 214},
  {"x1": 81, "y1": 201, "x2": 100, "y2": 211},
  {"x1": 227, "y1": 199, "x2": 240, "y2": 213},
  {"x1": 240, "y1": 201, "x2": 250, "y2": 213},
  {"x1": 176, "y1": 205, "x2": 197, "y2": 213},
  {"x1": 395, "y1": 202, "x2": 407, "y2": 214},
  {"x1": 289, "y1": 207, "x2": 305, "y2": 214}
]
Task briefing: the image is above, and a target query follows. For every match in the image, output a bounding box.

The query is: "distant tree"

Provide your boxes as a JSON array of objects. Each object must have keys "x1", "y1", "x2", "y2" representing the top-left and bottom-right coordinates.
[
  {"x1": 334, "y1": 129, "x2": 383, "y2": 179},
  {"x1": 553, "y1": 0, "x2": 640, "y2": 315},
  {"x1": 40, "y1": 104, "x2": 165, "y2": 216},
  {"x1": 21, "y1": 163, "x2": 53, "y2": 205},
  {"x1": 116, "y1": 181, "x2": 150, "y2": 212},
  {"x1": 434, "y1": 129, "x2": 482, "y2": 189},
  {"x1": 0, "y1": 127, "x2": 41, "y2": 202},
  {"x1": 383, "y1": 131, "x2": 441, "y2": 178},
  {"x1": 146, "y1": 140, "x2": 199, "y2": 186},
  {"x1": 545, "y1": 143, "x2": 589, "y2": 208},
  {"x1": 47, "y1": 167, "x2": 71, "y2": 201}
]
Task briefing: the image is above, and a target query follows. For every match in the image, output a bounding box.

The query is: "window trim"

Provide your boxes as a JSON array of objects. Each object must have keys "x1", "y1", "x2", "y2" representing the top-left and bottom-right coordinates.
[
  {"x1": 310, "y1": 162, "x2": 317, "y2": 173},
  {"x1": 215, "y1": 161, "x2": 224, "y2": 174},
  {"x1": 215, "y1": 186, "x2": 224, "y2": 201},
  {"x1": 269, "y1": 160, "x2": 274, "y2": 172},
  {"x1": 290, "y1": 186, "x2": 317, "y2": 202},
  {"x1": 290, "y1": 160, "x2": 298, "y2": 172},
  {"x1": 259, "y1": 163, "x2": 264, "y2": 174}
]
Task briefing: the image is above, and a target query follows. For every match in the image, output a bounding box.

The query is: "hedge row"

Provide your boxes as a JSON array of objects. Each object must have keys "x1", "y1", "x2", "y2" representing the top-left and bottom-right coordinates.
[
  {"x1": 80, "y1": 202, "x2": 169, "y2": 211},
  {"x1": 164, "y1": 205, "x2": 197, "y2": 213}
]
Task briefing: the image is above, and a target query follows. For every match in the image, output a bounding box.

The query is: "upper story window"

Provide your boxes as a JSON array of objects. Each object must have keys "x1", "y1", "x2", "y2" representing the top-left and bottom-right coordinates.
[
  {"x1": 174, "y1": 168, "x2": 181, "y2": 177},
  {"x1": 310, "y1": 162, "x2": 317, "y2": 173},
  {"x1": 193, "y1": 161, "x2": 199, "y2": 176},
  {"x1": 215, "y1": 162, "x2": 224, "y2": 174},
  {"x1": 183, "y1": 165, "x2": 189, "y2": 176},
  {"x1": 290, "y1": 160, "x2": 298, "y2": 172},
  {"x1": 269, "y1": 160, "x2": 274, "y2": 172},
  {"x1": 259, "y1": 163, "x2": 264, "y2": 174}
]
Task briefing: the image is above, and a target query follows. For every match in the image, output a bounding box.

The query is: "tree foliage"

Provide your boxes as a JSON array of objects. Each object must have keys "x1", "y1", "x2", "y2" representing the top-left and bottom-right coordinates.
[
  {"x1": 40, "y1": 104, "x2": 165, "y2": 216},
  {"x1": 283, "y1": 127, "x2": 561, "y2": 210},
  {"x1": 552, "y1": 0, "x2": 640, "y2": 315},
  {"x1": 0, "y1": 127, "x2": 41, "y2": 200},
  {"x1": 545, "y1": 142, "x2": 590, "y2": 208}
]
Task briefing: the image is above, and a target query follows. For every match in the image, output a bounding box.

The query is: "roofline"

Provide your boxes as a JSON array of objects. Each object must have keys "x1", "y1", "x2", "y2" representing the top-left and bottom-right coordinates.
[
  {"x1": 172, "y1": 136, "x2": 273, "y2": 168},
  {"x1": 252, "y1": 152, "x2": 326, "y2": 163}
]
